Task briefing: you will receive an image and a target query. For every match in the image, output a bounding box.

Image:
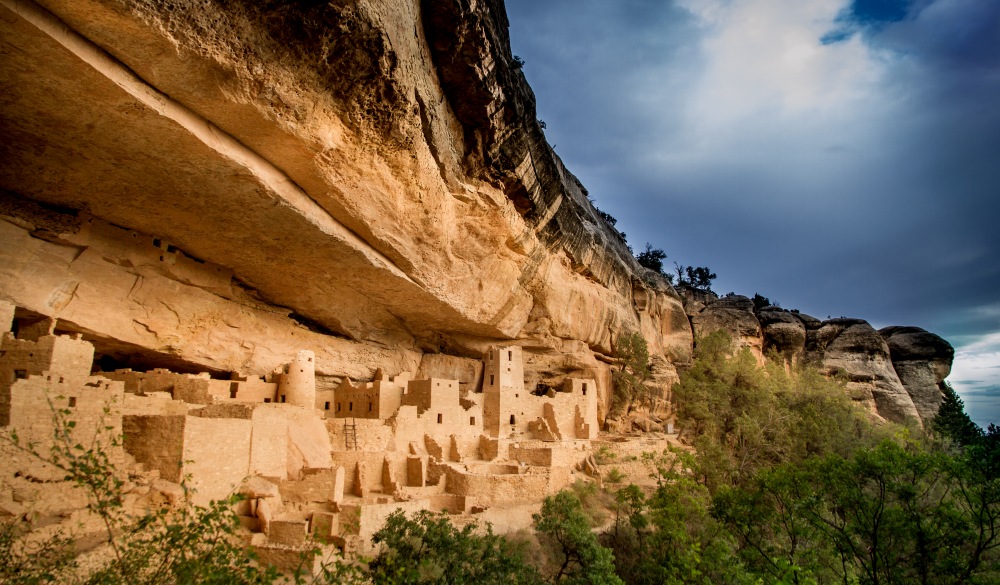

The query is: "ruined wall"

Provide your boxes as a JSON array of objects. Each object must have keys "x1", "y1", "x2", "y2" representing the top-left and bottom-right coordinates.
[{"x1": 183, "y1": 415, "x2": 252, "y2": 505}]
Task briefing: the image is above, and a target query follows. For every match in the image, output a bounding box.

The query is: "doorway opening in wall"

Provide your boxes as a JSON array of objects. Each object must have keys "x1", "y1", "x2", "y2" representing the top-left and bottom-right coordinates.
[{"x1": 509, "y1": 415, "x2": 515, "y2": 425}]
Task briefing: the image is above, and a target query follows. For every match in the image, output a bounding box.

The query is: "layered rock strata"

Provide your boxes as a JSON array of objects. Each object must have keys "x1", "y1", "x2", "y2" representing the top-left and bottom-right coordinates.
[
  {"x1": 0, "y1": 0, "x2": 951, "y2": 428},
  {"x1": 686, "y1": 295, "x2": 954, "y2": 425}
]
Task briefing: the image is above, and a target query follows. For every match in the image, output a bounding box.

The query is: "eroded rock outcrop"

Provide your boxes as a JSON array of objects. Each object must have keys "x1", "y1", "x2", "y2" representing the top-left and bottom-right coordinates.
[
  {"x1": 0, "y1": 0, "x2": 690, "y2": 421},
  {"x1": 0, "y1": 0, "x2": 952, "y2": 430},
  {"x1": 879, "y1": 326, "x2": 955, "y2": 424},
  {"x1": 682, "y1": 295, "x2": 952, "y2": 426}
]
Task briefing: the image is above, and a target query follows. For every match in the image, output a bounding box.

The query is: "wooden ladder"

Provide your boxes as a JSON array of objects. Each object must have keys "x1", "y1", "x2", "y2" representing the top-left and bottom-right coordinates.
[{"x1": 344, "y1": 418, "x2": 358, "y2": 451}]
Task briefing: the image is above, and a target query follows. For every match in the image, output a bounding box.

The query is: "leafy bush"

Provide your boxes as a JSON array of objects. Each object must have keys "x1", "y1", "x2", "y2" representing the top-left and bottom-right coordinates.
[
  {"x1": 367, "y1": 510, "x2": 542, "y2": 584},
  {"x1": 533, "y1": 491, "x2": 623, "y2": 584}
]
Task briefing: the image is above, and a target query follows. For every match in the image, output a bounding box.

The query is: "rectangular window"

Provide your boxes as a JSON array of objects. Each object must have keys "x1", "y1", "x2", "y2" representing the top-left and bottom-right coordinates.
[
  {"x1": 489, "y1": 374, "x2": 494, "y2": 385},
  {"x1": 324, "y1": 402, "x2": 330, "y2": 410},
  {"x1": 264, "y1": 398, "x2": 271, "y2": 403},
  {"x1": 470, "y1": 416, "x2": 476, "y2": 426},
  {"x1": 349, "y1": 402, "x2": 353, "y2": 411},
  {"x1": 508, "y1": 350, "x2": 512, "y2": 360},
  {"x1": 437, "y1": 414, "x2": 443, "y2": 424},
  {"x1": 368, "y1": 402, "x2": 373, "y2": 412},
  {"x1": 280, "y1": 395, "x2": 286, "y2": 403},
  {"x1": 14, "y1": 369, "x2": 27, "y2": 380},
  {"x1": 68, "y1": 397, "x2": 77, "y2": 408},
  {"x1": 582, "y1": 383, "x2": 588, "y2": 395},
  {"x1": 337, "y1": 403, "x2": 341, "y2": 412}
]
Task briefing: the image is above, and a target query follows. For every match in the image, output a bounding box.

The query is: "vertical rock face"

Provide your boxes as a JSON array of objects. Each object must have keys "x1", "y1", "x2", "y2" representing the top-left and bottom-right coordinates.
[
  {"x1": 0, "y1": 0, "x2": 953, "y2": 426},
  {"x1": 757, "y1": 308, "x2": 808, "y2": 356},
  {"x1": 805, "y1": 319, "x2": 921, "y2": 423},
  {"x1": 688, "y1": 295, "x2": 763, "y2": 359},
  {"x1": 879, "y1": 327, "x2": 955, "y2": 424},
  {"x1": 687, "y1": 296, "x2": 953, "y2": 426},
  {"x1": 0, "y1": 0, "x2": 689, "y2": 419}
]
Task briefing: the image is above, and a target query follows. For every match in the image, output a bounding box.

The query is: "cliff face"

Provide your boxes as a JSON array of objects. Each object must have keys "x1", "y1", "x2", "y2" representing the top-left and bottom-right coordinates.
[
  {"x1": 689, "y1": 296, "x2": 954, "y2": 425},
  {"x1": 0, "y1": 0, "x2": 949, "y2": 426},
  {"x1": 0, "y1": 0, "x2": 689, "y2": 422}
]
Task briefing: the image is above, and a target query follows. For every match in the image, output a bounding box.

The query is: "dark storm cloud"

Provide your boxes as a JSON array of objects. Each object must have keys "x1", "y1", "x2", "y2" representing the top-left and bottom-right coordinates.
[{"x1": 505, "y1": 0, "x2": 1000, "y2": 423}]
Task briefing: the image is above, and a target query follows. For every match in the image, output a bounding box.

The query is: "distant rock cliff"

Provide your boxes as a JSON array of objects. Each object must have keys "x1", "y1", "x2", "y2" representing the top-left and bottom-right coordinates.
[
  {"x1": 0, "y1": 0, "x2": 949, "y2": 427},
  {"x1": 688, "y1": 294, "x2": 954, "y2": 425}
]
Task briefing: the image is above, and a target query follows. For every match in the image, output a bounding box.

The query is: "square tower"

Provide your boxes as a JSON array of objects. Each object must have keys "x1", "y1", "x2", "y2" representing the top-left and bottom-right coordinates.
[{"x1": 482, "y1": 346, "x2": 524, "y2": 438}]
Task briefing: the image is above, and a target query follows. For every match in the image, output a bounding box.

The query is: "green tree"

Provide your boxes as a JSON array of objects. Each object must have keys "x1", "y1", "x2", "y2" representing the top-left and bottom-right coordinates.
[
  {"x1": 533, "y1": 491, "x2": 623, "y2": 585},
  {"x1": 685, "y1": 267, "x2": 717, "y2": 291},
  {"x1": 715, "y1": 441, "x2": 1000, "y2": 585},
  {"x1": 933, "y1": 382, "x2": 983, "y2": 447},
  {"x1": 612, "y1": 332, "x2": 652, "y2": 414},
  {"x1": 751, "y1": 293, "x2": 773, "y2": 312},
  {"x1": 636, "y1": 244, "x2": 667, "y2": 275},
  {"x1": 673, "y1": 331, "x2": 877, "y2": 490},
  {"x1": 367, "y1": 510, "x2": 542, "y2": 584}
]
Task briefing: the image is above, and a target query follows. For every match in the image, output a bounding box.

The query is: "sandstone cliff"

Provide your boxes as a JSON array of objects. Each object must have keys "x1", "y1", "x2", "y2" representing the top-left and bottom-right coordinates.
[
  {"x1": 688, "y1": 294, "x2": 954, "y2": 425},
  {"x1": 0, "y1": 0, "x2": 949, "y2": 427}
]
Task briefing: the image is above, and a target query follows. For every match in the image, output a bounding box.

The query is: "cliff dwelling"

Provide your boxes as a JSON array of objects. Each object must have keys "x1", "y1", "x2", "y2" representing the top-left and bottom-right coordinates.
[
  {"x1": 1, "y1": 298, "x2": 600, "y2": 564},
  {"x1": 0, "y1": 0, "x2": 962, "y2": 580}
]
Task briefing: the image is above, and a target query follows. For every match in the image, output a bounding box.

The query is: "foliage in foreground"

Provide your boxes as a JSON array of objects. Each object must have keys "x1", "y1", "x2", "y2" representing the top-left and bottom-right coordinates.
[
  {"x1": 1, "y1": 400, "x2": 277, "y2": 585},
  {"x1": 366, "y1": 509, "x2": 542, "y2": 584}
]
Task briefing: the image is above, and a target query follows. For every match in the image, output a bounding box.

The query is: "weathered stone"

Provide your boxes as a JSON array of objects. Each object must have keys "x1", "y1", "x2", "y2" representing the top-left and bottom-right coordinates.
[
  {"x1": 808, "y1": 319, "x2": 921, "y2": 424},
  {"x1": 690, "y1": 295, "x2": 763, "y2": 357},
  {"x1": 758, "y1": 308, "x2": 807, "y2": 355},
  {"x1": 880, "y1": 327, "x2": 955, "y2": 424}
]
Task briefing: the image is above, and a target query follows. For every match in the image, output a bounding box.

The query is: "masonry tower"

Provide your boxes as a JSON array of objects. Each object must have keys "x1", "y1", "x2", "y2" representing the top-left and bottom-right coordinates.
[{"x1": 277, "y1": 350, "x2": 316, "y2": 408}]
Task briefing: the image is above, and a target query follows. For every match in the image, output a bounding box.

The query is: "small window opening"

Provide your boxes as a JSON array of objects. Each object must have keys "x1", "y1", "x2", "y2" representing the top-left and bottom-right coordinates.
[
  {"x1": 508, "y1": 350, "x2": 512, "y2": 360},
  {"x1": 582, "y1": 383, "x2": 588, "y2": 396},
  {"x1": 264, "y1": 398, "x2": 271, "y2": 403},
  {"x1": 324, "y1": 401, "x2": 330, "y2": 410},
  {"x1": 437, "y1": 414, "x2": 443, "y2": 424},
  {"x1": 337, "y1": 403, "x2": 341, "y2": 412},
  {"x1": 230, "y1": 382, "x2": 239, "y2": 399},
  {"x1": 368, "y1": 402, "x2": 373, "y2": 412},
  {"x1": 166, "y1": 244, "x2": 177, "y2": 253},
  {"x1": 68, "y1": 397, "x2": 77, "y2": 407},
  {"x1": 509, "y1": 415, "x2": 516, "y2": 425},
  {"x1": 489, "y1": 375, "x2": 494, "y2": 385},
  {"x1": 349, "y1": 402, "x2": 353, "y2": 411},
  {"x1": 470, "y1": 416, "x2": 476, "y2": 426},
  {"x1": 280, "y1": 395, "x2": 286, "y2": 403},
  {"x1": 14, "y1": 370, "x2": 27, "y2": 380},
  {"x1": 153, "y1": 238, "x2": 161, "y2": 247},
  {"x1": 59, "y1": 376, "x2": 64, "y2": 383}
]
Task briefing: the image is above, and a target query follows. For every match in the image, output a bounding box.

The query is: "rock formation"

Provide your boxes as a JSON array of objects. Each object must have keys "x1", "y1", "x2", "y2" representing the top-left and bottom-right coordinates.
[
  {"x1": 0, "y1": 0, "x2": 950, "y2": 431},
  {"x1": 682, "y1": 295, "x2": 954, "y2": 426}
]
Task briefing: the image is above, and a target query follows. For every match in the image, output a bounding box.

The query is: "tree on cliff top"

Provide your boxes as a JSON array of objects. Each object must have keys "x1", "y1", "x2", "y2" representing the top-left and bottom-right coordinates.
[{"x1": 636, "y1": 244, "x2": 667, "y2": 275}]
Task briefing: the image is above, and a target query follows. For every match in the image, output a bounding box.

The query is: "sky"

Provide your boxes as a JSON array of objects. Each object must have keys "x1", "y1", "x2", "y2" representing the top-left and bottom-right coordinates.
[{"x1": 504, "y1": 0, "x2": 1000, "y2": 427}]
